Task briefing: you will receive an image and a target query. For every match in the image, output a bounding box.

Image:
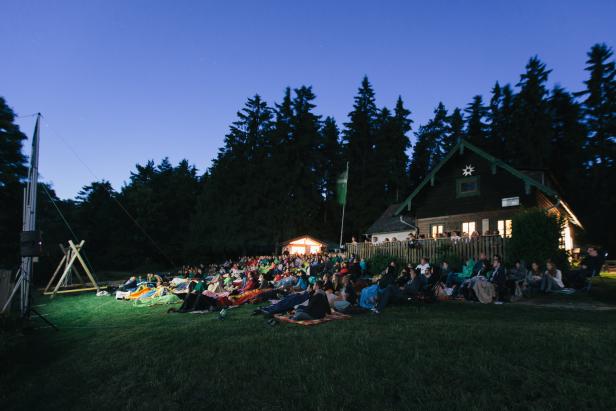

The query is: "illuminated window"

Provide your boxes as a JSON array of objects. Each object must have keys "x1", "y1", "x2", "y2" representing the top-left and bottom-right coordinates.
[
  {"x1": 462, "y1": 221, "x2": 476, "y2": 235},
  {"x1": 431, "y1": 224, "x2": 444, "y2": 238},
  {"x1": 497, "y1": 219, "x2": 512, "y2": 238},
  {"x1": 502, "y1": 197, "x2": 520, "y2": 207}
]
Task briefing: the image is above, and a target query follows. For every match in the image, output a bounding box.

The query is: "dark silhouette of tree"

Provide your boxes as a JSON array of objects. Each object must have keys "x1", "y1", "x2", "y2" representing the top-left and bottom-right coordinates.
[
  {"x1": 510, "y1": 56, "x2": 553, "y2": 168},
  {"x1": 447, "y1": 107, "x2": 465, "y2": 147},
  {"x1": 0, "y1": 98, "x2": 28, "y2": 268},
  {"x1": 342, "y1": 76, "x2": 379, "y2": 238},
  {"x1": 465, "y1": 95, "x2": 489, "y2": 147}
]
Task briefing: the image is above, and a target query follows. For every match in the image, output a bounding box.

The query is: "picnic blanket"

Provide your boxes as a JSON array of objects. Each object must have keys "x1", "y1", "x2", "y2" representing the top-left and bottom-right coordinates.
[{"x1": 274, "y1": 311, "x2": 351, "y2": 326}]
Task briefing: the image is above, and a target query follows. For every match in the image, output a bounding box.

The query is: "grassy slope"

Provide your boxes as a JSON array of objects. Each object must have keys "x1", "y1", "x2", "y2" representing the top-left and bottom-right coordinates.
[{"x1": 1, "y1": 292, "x2": 616, "y2": 411}]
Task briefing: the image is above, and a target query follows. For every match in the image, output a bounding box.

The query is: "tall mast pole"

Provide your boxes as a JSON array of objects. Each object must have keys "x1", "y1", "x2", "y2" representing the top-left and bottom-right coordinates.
[
  {"x1": 338, "y1": 161, "x2": 349, "y2": 249},
  {"x1": 19, "y1": 114, "x2": 41, "y2": 316}
]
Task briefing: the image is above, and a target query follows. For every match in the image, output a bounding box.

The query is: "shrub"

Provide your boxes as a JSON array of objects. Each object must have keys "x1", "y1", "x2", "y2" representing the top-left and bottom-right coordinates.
[
  {"x1": 435, "y1": 242, "x2": 464, "y2": 272},
  {"x1": 509, "y1": 208, "x2": 569, "y2": 271},
  {"x1": 366, "y1": 254, "x2": 405, "y2": 275}
]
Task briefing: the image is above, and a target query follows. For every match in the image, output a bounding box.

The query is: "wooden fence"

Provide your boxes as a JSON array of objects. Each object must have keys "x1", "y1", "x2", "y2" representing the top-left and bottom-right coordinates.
[{"x1": 346, "y1": 236, "x2": 509, "y2": 266}]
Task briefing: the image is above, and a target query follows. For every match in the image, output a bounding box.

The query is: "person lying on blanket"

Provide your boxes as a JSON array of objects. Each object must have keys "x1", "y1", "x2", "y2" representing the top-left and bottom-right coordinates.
[
  {"x1": 252, "y1": 290, "x2": 310, "y2": 317},
  {"x1": 292, "y1": 281, "x2": 331, "y2": 321}
]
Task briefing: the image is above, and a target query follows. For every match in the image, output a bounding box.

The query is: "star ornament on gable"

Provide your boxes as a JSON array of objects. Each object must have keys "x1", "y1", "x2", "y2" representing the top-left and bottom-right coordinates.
[{"x1": 462, "y1": 164, "x2": 475, "y2": 176}]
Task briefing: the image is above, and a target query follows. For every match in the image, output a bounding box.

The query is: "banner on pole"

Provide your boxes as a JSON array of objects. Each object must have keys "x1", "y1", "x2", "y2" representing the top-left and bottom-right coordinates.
[{"x1": 336, "y1": 168, "x2": 348, "y2": 206}]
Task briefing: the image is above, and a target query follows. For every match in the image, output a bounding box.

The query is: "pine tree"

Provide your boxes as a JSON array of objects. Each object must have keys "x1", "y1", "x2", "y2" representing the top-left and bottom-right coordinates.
[
  {"x1": 510, "y1": 56, "x2": 553, "y2": 167},
  {"x1": 319, "y1": 116, "x2": 342, "y2": 237},
  {"x1": 286, "y1": 86, "x2": 323, "y2": 236},
  {"x1": 190, "y1": 95, "x2": 273, "y2": 256},
  {"x1": 488, "y1": 82, "x2": 514, "y2": 158},
  {"x1": 408, "y1": 103, "x2": 449, "y2": 189},
  {"x1": 342, "y1": 76, "x2": 379, "y2": 238},
  {"x1": 464, "y1": 95, "x2": 489, "y2": 147},
  {"x1": 391, "y1": 97, "x2": 413, "y2": 200},
  {"x1": 428, "y1": 102, "x2": 451, "y2": 166},
  {"x1": 408, "y1": 126, "x2": 432, "y2": 190},
  {"x1": 0, "y1": 97, "x2": 28, "y2": 267},
  {"x1": 548, "y1": 86, "x2": 587, "y2": 198},
  {"x1": 576, "y1": 43, "x2": 616, "y2": 167},
  {"x1": 321, "y1": 116, "x2": 342, "y2": 201},
  {"x1": 447, "y1": 107, "x2": 465, "y2": 146},
  {"x1": 576, "y1": 43, "x2": 616, "y2": 254}
]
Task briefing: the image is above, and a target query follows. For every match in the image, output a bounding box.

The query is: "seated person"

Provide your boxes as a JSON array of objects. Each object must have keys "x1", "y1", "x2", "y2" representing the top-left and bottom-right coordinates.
[
  {"x1": 359, "y1": 258, "x2": 368, "y2": 278},
  {"x1": 294, "y1": 273, "x2": 309, "y2": 290},
  {"x1": 333, "y1": 275, "x2": 357, "y2": 312},
  {"x1": 292, "y1": 281, "x2": 331, "y2": 321},
  {"x1": 473, "y1": 253, "x2": 489, "y2": 276},
  {"x1": 524, "y1": 261, "x2": 543, "y2": 291},
  {"x1": 567, "y1": 247, "x2": 605, "y2": 288},
  {"x1": 506, "y1": 260, "x2": 525, "y2": 296},
  {"x1": 490, "y1": 255, "x2": 507, "y2": 302},
  {"x1": 447, "y1": 258, "x2": 474, "y2": 290},
  {"x1": 403, "y1": 268, "x2": 426, "y2": 298},
  {"x1": 416, "y1": 258, "x2": 431, "y2": 276},
  {"x1": 440, "y1": 261, "x2": 453, "y2": 284},
  {"x1": 540, "y1": 260, "x2": 564, "y2": 293}
]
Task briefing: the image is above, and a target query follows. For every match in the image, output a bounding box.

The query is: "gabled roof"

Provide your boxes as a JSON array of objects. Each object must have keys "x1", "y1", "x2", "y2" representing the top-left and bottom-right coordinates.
[
  {"x1": 395, "y1": 139, "x2": 582, "y2": 227},
  {"x1": 366, "y1": 204, "x2": 417, "y2": 234},
  {"x1": 280, "y1": 235, "x2": 328, "y2": 246}
]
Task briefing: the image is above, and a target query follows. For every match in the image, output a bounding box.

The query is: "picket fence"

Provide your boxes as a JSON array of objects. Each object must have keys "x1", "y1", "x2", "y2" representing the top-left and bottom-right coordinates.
[{"x1": 346, "y1": 236, "x2": 509, "y2": 265}]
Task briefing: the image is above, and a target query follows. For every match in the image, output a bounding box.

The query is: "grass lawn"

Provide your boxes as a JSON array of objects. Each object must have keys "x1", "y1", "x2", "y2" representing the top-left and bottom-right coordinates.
[{"x1": 2, "y1": 286, "x2": 616, "y2": 410}]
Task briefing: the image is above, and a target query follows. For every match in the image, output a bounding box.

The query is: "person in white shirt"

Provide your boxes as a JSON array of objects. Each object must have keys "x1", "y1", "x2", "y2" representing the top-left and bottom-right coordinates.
[
  {"x1": 416, "y1": 257, "x2": 431, "y2": 276},
  {"x1": 540, "y1": 260, "x2": 564, "y2": 292}
]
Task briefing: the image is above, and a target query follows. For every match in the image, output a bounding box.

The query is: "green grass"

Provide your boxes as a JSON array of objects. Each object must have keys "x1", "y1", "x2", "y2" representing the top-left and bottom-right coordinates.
[{"x1": 2, "y1": 289, "x2": 616, "y2": 410}]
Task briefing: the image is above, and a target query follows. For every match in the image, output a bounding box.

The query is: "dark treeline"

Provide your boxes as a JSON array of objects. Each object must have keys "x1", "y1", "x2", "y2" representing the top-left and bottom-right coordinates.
[{"x1": 0, "y1": 43, "x2": 614, "y2": 273}]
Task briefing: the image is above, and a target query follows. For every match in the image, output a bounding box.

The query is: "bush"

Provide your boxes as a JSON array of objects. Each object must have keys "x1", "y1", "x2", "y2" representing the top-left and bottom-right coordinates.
[
  {"x1": 509, "y1": 208, "x2": 569, "y2": 271},
  {"x1": 366, "y1": 254, "x2": 405, "y2": 276},
  {"x1": 435, "y1": 242, "x2": 464, "y2": 272}
]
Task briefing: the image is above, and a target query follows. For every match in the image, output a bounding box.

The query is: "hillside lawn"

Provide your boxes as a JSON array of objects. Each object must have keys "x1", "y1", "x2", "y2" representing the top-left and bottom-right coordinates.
[{"x1": 1, "y1": 278, "x2": 616, "y2": 411}]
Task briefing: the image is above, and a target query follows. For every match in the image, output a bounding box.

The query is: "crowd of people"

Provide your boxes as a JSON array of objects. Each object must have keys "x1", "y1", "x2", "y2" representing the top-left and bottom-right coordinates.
[{"x1": 114, "y1": 247, "x2": 605, "y2": 319}]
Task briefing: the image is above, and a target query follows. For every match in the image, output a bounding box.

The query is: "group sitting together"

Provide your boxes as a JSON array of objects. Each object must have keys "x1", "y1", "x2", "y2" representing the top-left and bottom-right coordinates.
[{"x1": 115, "y1": 246, "x2": 604, "y2": 318}]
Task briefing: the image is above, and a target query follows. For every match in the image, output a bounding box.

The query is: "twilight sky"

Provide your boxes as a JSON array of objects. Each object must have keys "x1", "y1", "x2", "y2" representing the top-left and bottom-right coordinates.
[{"x1": 2, "y1": 0, "x2": 615, "y2": 199}]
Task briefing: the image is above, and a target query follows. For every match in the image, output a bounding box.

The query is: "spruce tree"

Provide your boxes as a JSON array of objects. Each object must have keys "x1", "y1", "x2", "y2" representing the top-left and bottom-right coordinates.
[
  {"x1": 342, "y1": 76, "x2": 379, "y2": 238},
  {"x1": 428, "y1": 102, "x2": 451, "y2": 166},
  {"x1": 576, "y1": 43, "x2": 616, "y2": 167},
  {"x1": 408, "y1": 125, "x2": 432, "y2": 190},
  {"x1": 576, "y1": 43, "x2": 616, "y2": 254},
  {"x1": 391, "y1": 97, "x2": 413, "y2": 200},
  {"x1": 447, "y1": 107, "x2": 465, "y2": 146},
  {"x1": 510, "y1": 56, "x2": 553, "y2": 167},
  {"x1": 548, "y1": 86, "x2": 587, "y2": 199},
  {"x1": 464, "y1": 95, "x2": 489, "y2": 147},
  {"x1": 320, "y1": 116, "x2": 343, "y2": 236},
  {"x1": 0, "y1": 97, "x2": 28, "y2": 267}
]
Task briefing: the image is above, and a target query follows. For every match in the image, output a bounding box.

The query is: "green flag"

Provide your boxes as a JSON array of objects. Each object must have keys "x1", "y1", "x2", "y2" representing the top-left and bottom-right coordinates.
[{"x1": 336, "y1": 168, "x2": 348, "y2": 206}]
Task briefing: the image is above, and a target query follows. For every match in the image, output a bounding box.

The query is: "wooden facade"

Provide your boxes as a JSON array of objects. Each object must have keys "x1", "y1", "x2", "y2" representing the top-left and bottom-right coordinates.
[
  {"x1": 386, "y1": 140, "x2": 582, "y2": 248},
  {"x1": 347, "y1": 236, "x2": 509, "y2": 265}
]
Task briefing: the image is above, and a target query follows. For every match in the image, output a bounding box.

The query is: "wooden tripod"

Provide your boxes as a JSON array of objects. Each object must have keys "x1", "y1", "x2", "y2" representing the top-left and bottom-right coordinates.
[{"x1": 44, "y1": 240, "x2": 100, "y2": 298}]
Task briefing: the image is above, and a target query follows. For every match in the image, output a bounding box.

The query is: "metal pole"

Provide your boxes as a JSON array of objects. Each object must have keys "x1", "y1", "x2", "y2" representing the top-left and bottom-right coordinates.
[
  {"x1": 6, "y1": 114, "x2": 41, "y2": 317},
  {"x1": 339, "y1": 162, "x2": 349, "y2": 249}
]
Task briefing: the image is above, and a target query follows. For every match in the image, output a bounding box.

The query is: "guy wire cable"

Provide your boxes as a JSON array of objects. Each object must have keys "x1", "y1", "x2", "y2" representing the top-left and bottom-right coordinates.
[
  {"x1": 39, "y1": 114, "x2": 176, "y2": 267},
  {"x1": 41, "y1": 183, "x2": 100, "y2": 281}
]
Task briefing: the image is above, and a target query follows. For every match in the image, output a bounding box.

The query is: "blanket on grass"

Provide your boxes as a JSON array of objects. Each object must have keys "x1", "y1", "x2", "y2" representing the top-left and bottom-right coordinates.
[{"x1": 274, "y1": 311, "x2": 351, "y2": 326}]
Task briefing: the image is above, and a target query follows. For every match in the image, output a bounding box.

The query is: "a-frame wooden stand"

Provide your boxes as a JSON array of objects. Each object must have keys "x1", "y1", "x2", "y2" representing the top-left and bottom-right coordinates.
[{"x1": 44, "y1": 240, "x2": 100, "y2": 298}]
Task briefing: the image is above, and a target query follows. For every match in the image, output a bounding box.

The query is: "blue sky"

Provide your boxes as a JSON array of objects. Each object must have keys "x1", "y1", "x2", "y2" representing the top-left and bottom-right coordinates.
[{"x1": 2, "y1": 0, "x2": 615, "y2": 198}]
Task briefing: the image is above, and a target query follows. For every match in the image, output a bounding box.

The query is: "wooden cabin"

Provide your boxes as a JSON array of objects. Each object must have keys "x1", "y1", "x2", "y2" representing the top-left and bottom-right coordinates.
[
  {"x1": 366, "y1": 204, "x2": 417, "y2": 244},
  {"x1": 281, "y1": 235, "x2": 327, "y2": 255},
  {"x1": 375, "y1": 139, "x2": 582, "y2": 250}
]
